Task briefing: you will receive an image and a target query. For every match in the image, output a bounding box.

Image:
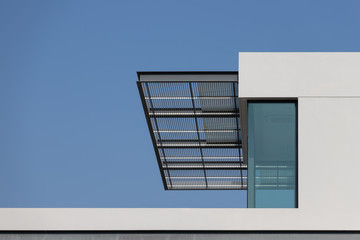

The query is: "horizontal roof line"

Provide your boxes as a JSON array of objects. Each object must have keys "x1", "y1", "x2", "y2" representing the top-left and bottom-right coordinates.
[
  {"x1": 145, "y1": 96, "x2": 236, "y2": 99},
  {"x1": 155, "y1": 130, "x2": 239, "y2": 133},
  {"x1": 158, "y1": 144, "x2": 242, "y2": 149},
  {"x1": 162, "y1": 161, "x2": 244, "y2": 164},
  {"x1": 137, "y1": 71, "x2": 238, "y2": 80},
  {"x1": 166, "y1": 176, "x2": 247, "y2": 179},
  {"x1": 161, "y1": 157, "x2": 243, "y2": 159},
  {"x1": 163, "y1": 166, "x2": 247, "y2": 170},
  {"x1": 168, "y1": 185, "x2": 247, "y2": 188}
]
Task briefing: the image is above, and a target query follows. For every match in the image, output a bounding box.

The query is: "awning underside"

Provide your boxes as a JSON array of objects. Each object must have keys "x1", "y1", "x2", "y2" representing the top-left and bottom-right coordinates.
[{"x1": 138, "y1": 81, "x2": 247, "y2": 190}]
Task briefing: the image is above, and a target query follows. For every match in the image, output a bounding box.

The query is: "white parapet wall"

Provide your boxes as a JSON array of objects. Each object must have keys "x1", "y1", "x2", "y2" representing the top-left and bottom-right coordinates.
[
  {"x1": 238, "y1": 52, "x2": 360, "y2": 98},
  {"x1": 1, "y1": 53, "x2": 360, "y2": 230}
]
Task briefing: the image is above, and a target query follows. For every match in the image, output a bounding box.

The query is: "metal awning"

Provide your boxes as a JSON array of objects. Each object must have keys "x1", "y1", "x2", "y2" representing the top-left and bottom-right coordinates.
[{"x1": 137, "y1": 72, "x2": 247, "y2": 190}]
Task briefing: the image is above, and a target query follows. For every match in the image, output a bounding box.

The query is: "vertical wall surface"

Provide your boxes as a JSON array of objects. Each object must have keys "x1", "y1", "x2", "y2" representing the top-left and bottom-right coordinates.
[{"x1": 239, "y1": 52, "x2": 360, "y2": 222}]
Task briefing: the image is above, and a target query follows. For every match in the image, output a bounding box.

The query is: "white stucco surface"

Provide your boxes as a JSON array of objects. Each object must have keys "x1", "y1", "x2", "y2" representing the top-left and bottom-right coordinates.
[{"x1": 238, "y1": 52, "x2": 360, "y2": 98}]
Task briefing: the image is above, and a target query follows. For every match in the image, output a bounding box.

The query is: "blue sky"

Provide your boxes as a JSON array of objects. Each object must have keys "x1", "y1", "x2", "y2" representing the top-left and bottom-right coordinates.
[{"x1": 0, "y1": 0, "x2": 359, "y2": 208}]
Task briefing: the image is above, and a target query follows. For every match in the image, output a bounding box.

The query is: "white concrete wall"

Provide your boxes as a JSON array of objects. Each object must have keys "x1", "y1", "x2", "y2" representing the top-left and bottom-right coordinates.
[
  {"x1": 0, "y1": 53, "x2": 359, "y2": 230},
  {"x1": 238, "y1": 52, "x2": 360, "y2": 98}
]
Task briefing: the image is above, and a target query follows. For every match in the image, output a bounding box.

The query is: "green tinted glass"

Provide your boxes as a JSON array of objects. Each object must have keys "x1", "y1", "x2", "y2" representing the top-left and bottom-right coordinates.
[{"x1": 248, "y1": 102, "x2": 297, "y2": 208}]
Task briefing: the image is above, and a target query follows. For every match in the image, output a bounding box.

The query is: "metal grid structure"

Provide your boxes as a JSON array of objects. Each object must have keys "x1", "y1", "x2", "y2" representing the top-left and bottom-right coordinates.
[{"x1": 137, "y1": 75, "x2": 247, "y2": 190}]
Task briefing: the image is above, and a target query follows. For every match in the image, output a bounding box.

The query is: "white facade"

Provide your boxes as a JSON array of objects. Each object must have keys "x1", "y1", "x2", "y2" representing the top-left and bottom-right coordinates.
[{"x1": 1, "y1": 52, "x2": 359, "y2": 230}]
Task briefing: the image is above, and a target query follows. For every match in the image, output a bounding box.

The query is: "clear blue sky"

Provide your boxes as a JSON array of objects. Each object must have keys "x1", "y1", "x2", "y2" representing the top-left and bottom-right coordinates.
[{"x1": 0, "y1": 0, "x2": 359, "y2": 208}]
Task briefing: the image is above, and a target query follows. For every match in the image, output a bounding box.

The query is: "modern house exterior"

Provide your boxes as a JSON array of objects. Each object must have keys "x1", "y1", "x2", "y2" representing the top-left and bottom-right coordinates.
[{"x1": 1, "y1": 52, "x2": 360, "y2": 239}]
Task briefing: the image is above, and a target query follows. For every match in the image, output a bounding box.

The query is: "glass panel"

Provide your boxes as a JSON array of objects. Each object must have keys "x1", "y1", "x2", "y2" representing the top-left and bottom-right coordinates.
[{"x1": 248, "y1": 102, "x2": 297, "y2": 208}]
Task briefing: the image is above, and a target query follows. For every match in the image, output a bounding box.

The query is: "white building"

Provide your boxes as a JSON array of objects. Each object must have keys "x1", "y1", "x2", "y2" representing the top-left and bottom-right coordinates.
[{"x1": 1, "y1": 52, "x2": 360, "y2": 239}]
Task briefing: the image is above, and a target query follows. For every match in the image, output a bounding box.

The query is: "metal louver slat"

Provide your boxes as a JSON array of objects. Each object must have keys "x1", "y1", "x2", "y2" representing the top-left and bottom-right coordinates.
[{"x1": 137, "y1": 74, "x2": 246, "y2": 190}]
